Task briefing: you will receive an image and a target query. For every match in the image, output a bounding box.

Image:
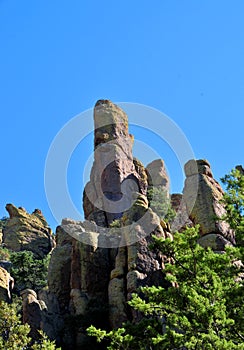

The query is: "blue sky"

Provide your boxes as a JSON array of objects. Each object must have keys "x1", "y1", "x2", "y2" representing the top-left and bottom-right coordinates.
[{"x1": 0, "y1": 0, "x2": 243, "y2": 229}]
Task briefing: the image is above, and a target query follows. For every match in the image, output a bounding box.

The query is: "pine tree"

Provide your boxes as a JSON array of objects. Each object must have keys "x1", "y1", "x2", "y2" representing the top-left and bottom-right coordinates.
[
  {"x1": 10, "y1": 250, "x2": 50, "y2": 292},
  {"x1": 0, "y1": 300, "x2": 60, "y2": 350},
  {"x1": 221, "y1": 167, "x2": 244, "y2": 246}
]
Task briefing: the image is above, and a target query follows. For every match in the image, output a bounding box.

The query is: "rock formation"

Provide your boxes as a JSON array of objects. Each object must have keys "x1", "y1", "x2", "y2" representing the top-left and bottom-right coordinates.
[
  {"x1": 3, "y1": 204, "x2": 55, "y2": 258},
  {"x1": 183, "y1": 159, "x2": 235, "y2": 250},
  {"x1": 18, "y1": 100, "x2": 237, "y2": 349},
  {"x1": 40, "y1": 100, "x2": 171, "y2": 349},
  {"x1": 21, "y1": 289, "x2": 44, "y2": 339},
  {"x1": 21, "y1": 288, "x2": 63, "y2": 341},
  {"x1": 47, "y1": 221, "x2": 113, "y2": 348},
  {"x1": 83, "y1": 99, "x2": 147, "y2": 226},
  {"x1": 45, "y1": 214, "x2": 170, "y2": 348},
  {"x1": 0, "y1": 266, "x2": 14, "y2": 302},
  {"x1": 170, "y1": 193, "x2": 193, "y2": 232},
  {"x1": 146, "y1": 159, "x2": 170, "y2": 196}
]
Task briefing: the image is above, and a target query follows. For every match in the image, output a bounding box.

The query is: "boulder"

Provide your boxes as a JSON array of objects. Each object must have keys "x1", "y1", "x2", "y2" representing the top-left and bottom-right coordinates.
[{"x1": 198, "y1": 234, "x2": 232, "y2": 252}]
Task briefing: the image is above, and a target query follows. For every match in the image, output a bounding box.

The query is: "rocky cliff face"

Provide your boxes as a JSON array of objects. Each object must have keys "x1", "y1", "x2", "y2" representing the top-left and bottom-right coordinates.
[
  {"x1": 3, "y1": 204, "x2": 55, "y2": 258},
  {"x1": 44, "y1": 214, "x2": 170, "y2": 348},
  {"x1": 17, "y1": 100, "x2": 236, "y2": 349}
]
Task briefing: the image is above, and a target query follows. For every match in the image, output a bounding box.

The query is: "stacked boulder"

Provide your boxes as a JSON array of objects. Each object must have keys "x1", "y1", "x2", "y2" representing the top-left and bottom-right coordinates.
[{"x1": 183, "y1": 159, "x2": 235, "y2": 251}]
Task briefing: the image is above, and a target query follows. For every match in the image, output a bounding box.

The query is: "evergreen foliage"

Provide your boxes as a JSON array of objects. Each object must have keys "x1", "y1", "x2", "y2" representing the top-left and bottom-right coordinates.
[
  {"x1": 0, "y1": 247, "x2": 11, "y2": 260},
  {"x1": 109, "y1": 219, "x2": 121, "y2": 228},
  {"x1": 0, "y1": 217, "x2": 8, "y2": 230},
  {"x1": 221, "y1": 168, "x2": 244, "y2": 246},
  {"x1": 0, "y1": 300, "x2": 59, "y2": 350},
  {"x1": 147, "y1": 187, "x2": 175, "y2": 223},
  {"x1": 0, "y1": 299, "x2": 30, "y2": 350},
  {"x1": 10, "y1": 250, "x2": 50, "y2": 292}
]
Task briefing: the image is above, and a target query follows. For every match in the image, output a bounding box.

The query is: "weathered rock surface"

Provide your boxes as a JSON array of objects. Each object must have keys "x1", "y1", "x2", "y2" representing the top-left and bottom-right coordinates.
[
  {"x1": 197, "y1": 233, "x2": 232, "y2": 251},
  {"x1": 108, "y1": 194, "x2": 171, "y2": 328},
  {"x1": 37, "y1": 289, "x2": 63, "y2": 341},
  {"x1": 3, "y1": 204, "x2": 55, "y2": 258},
  {"x1": 146, "y1": 159, "x2": 169, "y2": 196},
  {"x1": 45, "y1": 220, "x2": 113, "y2": 348},
  {"x1": 183, "y1": 159, "x2": 235, "y2": 248},
  {"x1": 48, "y1": 225, "x2": 73, "y2": 314},
  {"x1": 21, "y1": 289, "x2": 44, "y2": 339},
  {"x1": 21, "y1": 288, "x2": 63, "y2": 342},
  {"x1": 83, "y1": 100, "x2": 148, "y2": 226},
  {"x1": 0, "y1": 266, "x2": 13, "y2": 302},
  {"x1": 171, "y1": 193, "x2": 193, "y2": 232},
  {"x1": 109, "y1": 226, "x2": 169, "y2": 328},
  {"x1": 45, "y1": 214, "x2": 169, "y2": 348}
]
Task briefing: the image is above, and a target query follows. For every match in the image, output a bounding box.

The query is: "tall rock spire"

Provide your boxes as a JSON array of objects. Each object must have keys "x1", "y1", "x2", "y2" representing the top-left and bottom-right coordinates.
[
  {"x1": 83, "y1": 99, "x2": 147, "y2": 226},
  {"x1": 183, "y1": 159, "x2": 235, "y2": 250}
]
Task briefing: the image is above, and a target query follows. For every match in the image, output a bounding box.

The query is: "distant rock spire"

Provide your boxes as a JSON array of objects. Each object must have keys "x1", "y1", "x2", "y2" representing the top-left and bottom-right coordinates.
[{"x1": 183, "y1": 159, "x2": 235, "y2": 250}]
